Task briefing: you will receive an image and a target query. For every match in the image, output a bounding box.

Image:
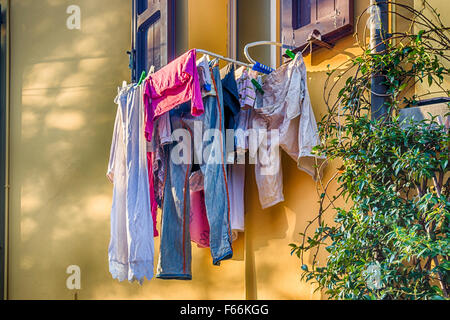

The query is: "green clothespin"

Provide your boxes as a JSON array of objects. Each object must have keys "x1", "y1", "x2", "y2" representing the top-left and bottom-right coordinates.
[
  {"x1": 137, "y1": 70, "x2": 146, "y2": 85},
  {"x1": 285, "y1": 49, "x2": 296, "y2": 60},
  {"x1": 251, "y1": 78, "x2": 264, "y2": 95}
]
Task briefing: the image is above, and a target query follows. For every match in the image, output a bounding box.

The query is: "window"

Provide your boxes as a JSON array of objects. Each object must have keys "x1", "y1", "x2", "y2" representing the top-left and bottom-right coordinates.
[
  {"x1": 131, "y1": 0, "x2": 175, "y2": 81},
  {"x1": 282, "y1": 0, "x2": 354, "y2": 54}
]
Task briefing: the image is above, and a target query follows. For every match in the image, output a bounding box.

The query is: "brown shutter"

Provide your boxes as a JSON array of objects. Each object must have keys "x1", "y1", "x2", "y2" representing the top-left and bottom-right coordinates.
[{"x1": 282, "y1": 0, "x2": 354, "y2": 54}]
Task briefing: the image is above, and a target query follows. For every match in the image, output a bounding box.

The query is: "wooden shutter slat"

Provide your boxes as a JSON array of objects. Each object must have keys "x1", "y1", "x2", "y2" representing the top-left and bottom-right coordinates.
[
  {"x1": 317, "y1": 0, "x2": 336, "y2": 20},
  {"x1": 132, "y1": 0, "x2": 175, "y2": 81},
  {"x1": 137, "y1": 4, "x2": 161, "y2": 30},
  {"x1": 282, "y1": 0, "x2": 354, "y2": 55}
]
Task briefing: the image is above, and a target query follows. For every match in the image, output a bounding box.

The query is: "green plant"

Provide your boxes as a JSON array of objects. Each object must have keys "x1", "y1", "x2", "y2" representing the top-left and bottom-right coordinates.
[{"x1": 290, "y1": 1, "x2": 450, "y2": 300}]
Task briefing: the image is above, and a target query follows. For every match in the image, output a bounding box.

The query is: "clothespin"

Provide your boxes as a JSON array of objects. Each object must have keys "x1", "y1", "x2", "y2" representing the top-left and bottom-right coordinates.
[
  {"x1": 252, "y1": 61, "x2": 274, "y2": 75},
  {"x1": 137, "y1": 70, "x2": 146, "y2": 85},
  {"x1": 251, "y1": 78, "x2": 264, "y2": 94},
  {"x1": 285, "y1": 49, "x2": 296, "y2": 60}
]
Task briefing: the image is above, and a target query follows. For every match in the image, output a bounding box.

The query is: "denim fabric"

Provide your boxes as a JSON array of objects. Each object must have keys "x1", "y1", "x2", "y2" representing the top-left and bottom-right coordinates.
[
  {"x1": 221, "y1": 63, "x2": 241, "y2": 131},
  {"x1": 156, "y1": 64, "x2": 233, "y2": 280}
]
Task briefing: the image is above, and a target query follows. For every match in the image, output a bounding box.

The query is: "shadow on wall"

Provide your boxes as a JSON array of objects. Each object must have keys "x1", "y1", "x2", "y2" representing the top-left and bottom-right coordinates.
[
  {"x1": 9, "y1": 0, "x2": 132, "y2": 299},
  {"x1": 9, "y1": 0, "x2": 247, "y2": 300}
]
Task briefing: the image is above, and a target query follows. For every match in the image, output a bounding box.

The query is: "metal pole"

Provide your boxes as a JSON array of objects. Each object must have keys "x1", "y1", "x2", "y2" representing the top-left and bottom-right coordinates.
[{"x1": 370, "y1": 0, "x2": 390, "y2": 121}]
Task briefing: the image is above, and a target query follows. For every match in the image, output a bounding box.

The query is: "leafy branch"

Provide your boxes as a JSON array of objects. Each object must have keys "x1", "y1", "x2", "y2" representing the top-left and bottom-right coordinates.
[{"x1": 290, "y1": 1, "x2": 450, "y2": 300}]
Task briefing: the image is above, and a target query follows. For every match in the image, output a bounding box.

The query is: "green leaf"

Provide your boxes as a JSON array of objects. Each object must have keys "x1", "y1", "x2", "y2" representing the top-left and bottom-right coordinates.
[
  {"x1": 288, "y1": 7, "x2": 450, "y2": 299},
  {"x1": 416, "y1": 30, "x2": 425, "y2": 43},
  {"x1": 399, "y1": 83, "x2": 407, "y2": 91}
]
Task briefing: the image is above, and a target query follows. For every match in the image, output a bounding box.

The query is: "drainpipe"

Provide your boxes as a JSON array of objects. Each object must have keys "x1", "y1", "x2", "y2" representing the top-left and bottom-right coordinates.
[{"x1": 370, "y1": 0, "x2": 390, "y2": 121}]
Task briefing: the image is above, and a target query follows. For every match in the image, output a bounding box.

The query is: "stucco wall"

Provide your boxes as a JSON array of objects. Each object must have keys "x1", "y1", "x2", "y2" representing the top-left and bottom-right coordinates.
[
  {"x1": 8, "y1": 0, "x2": 132, "y2": 299},
  {"x1": 414, "y1": 0, "x2": 450, "y2": 99}
]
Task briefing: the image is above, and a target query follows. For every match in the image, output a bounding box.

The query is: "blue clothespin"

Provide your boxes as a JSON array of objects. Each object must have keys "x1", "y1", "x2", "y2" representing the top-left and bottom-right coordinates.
[{"x1": 252, "y1": 61, "x2": 274, "y2": 74}]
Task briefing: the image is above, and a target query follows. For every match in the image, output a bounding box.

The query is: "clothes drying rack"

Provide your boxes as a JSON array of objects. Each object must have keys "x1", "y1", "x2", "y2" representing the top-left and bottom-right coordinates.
[{"x1": 196, "y1": 49, "x2": 253, "y2": 69}]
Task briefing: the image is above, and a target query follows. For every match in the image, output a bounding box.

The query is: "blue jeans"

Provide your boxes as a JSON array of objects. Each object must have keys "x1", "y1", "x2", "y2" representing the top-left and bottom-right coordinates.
[{"x1": 156, "y1": 64, "x2": 233, "y2": 280}]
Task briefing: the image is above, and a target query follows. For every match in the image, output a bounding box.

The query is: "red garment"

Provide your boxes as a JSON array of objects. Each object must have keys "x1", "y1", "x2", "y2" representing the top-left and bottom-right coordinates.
[
  {"x1": 144, "y1": 49, "x2": 204, "y2": 141},
  {"x1": 189, "y1": 190, "x2": 210, "y2": 248},
  {"x1": 147, "y1": 152, "x2": 158, "y2": 237}
]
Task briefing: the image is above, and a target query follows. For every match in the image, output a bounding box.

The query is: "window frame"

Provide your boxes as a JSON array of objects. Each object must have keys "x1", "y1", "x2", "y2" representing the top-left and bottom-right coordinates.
[{"x1": 131, "y1": 0, "x2": 176, "y2": 81}]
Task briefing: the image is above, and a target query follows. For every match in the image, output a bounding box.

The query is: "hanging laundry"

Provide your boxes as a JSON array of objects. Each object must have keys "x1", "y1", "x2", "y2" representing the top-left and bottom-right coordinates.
[
  {"x1": 196, "y1": 55, "x2": 216, "y2": 97},
  {"x1": 235, "y1": 67, "x2": 256, "y2": 153},
  {"x1": 156, "y1": 60, "x2": 233, "y2": 280},
  {"x1": 227, "y1": 163, "x2": 245, "y2": 240},
  {"x1": 143, "y1": 65, "x2": 160, "y2": 236},
  {"x1": 173, "y1": 57, "x2": 217, "y2": 250},
  {"x1": 236, "y1": 67, "x2": 257, "y2": 110},
  {"x1": 226, "y1": 66, "x2": 258, "y2": 240},
  {"x1": 250, "y1": 52, "x2": 327, "y2": 209},
  {"x1": 178, "y1": 57, "x2": 214, "y2": 250},
  {"x1": 189, "y1": 170, "x2": 210, "y2": 248},
  {"x1": 187, "y1": 62, "x2": 252, "y2": 247},
  {"x1": 147, "y1": 151, "x2": 158, "y2": 237},
  {"x1": 143, "y1": 50, "x2": 204, "y2": 236},
  {"x1": 144, "y1": 49, "x2": 204, "y2": 141},
  {"x1": 107, "y1": 83, "x2": 154, "y2": 283},
  {"x1": 147, "y1": 111, "x2": 173, "y2": 231},
  {"x1": 221, "y1": 63, "x2": 241, "y2": 133}
]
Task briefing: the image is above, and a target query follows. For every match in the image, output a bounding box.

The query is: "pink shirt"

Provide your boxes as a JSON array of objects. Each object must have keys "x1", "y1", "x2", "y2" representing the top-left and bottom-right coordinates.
[{"x1": 144, "y1": 49, "x2": 204, "y2": 141}]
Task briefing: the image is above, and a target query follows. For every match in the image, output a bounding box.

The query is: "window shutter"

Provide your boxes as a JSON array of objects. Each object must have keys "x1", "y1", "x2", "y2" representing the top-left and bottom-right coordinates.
[
  {"x1": 282, "y1": 0, "x2": 354, "y2": 54},
  {"x1": 131, "y1": 0, "x2": 175, "y2": 81}
]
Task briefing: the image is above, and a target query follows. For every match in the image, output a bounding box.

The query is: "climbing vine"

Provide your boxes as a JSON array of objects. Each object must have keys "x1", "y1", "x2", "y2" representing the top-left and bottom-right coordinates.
[{"x1": 290, "y1": 1, "x2": 450, "y2": 299}]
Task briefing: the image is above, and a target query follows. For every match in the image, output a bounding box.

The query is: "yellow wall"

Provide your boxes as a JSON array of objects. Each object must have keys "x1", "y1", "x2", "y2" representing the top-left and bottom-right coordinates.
[
  {"x1": 414, "y1": 0, "x2": 450, "y2": 98},
  {"x1": 237, "y1": 0, "x2": 272, "y2": 64},
  {"x1": 6, "y1": 0, "x2": 447, "y2": 300},
  {"x1": 8, "y1": 0, "x2": 132, "y2": 299},
  {"x1": 188, "y1": 0, "x2": 228, "y2": 56},
  {"x1": 7, "y1": 0, "x2": 245, "y2": 300}
]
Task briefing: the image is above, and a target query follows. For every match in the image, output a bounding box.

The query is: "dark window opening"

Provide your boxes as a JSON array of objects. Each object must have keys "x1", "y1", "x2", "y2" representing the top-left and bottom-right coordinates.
[
  {"x1": 293, "y1": 0, "x2": 311, "y2": 30},
  {"x1": 282, "y1": 0, "x2": 354, "y2": 55}
]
